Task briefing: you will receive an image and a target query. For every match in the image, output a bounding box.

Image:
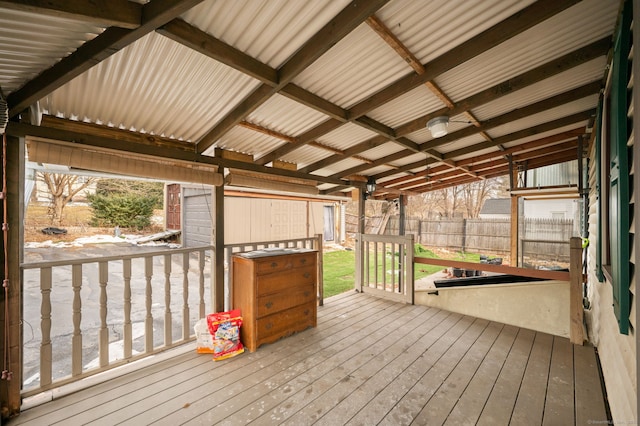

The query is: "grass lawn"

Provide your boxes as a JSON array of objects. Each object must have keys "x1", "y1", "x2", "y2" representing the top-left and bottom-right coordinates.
[{"x1": 322, "y1": 244, "x2": 449, "y2": 298}]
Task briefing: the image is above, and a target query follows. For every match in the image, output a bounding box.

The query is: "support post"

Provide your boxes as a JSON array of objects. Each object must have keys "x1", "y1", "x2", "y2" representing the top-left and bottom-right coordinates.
[
  {"x1": 398, "y1": 195, "x2": 405, "y2": 236},
  {"x1": 213, "y1": 182, "x2": 225, "y2": 312},
  {"x1": 355, "y1": 188, "x2": 365, "y2": 292},
  {"x1": 1, "y1": 135, "x2": 23, "y2": 417},
  {"x1": 569, "y1": 237, "x2": 584, "y2": 345}
]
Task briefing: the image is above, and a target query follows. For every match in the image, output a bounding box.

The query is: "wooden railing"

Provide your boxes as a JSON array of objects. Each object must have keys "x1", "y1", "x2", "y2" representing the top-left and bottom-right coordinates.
[
  {"x1": 356, "y1": 234, "x2": 414, "y2": 304},
  {"x1": 223, "y1": 234, "x2": 324, "y2": 308},
  {"x1": 20, "y1": 245, "x2": 212, "y2": 397}
]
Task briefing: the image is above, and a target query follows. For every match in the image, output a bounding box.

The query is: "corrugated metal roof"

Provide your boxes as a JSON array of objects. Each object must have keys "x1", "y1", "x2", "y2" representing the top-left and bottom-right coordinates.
[
  {"x1": 0, "y1": 0, "x2": 621, "y2": 196},
  {"x1": 246, "y1": 94, "x2": 329, "y2": 137},
  {"x1": 216, "y1": 126, "x2": 284, "y2": 158},
  {"x1": 367, "y1": 85, "x2": 443, "y2": 129},
  {"x1": 376, "y1": 0, "x2": 536, "y2": 65},
  {"x1": 436, "y1": 0, "x2": 618, "y2": 102},
  {"x1": 315, "y1": 123, "x2": 378, "y2": 151},
  {"x1": 0, "y1": 9, "x2": 103, "y2": 94},
  {"x1": 280, "y1": 144, "x2": 332, "y2": 169},
  {"x1": 292, "y1": 23, "x2": 410, "y2": 108},
  {"x1": 183, "y1": 0, "x2": 351, "y2": 68},
  {"x1": 471, "y1": 58, "x2": 607, "y2": 121},
  {"x1": 41, "y1": 32, "x2": 260, "y2": 142},
  {"x1": 485, "y1": 96, "x2": 597, "y2": 139}
]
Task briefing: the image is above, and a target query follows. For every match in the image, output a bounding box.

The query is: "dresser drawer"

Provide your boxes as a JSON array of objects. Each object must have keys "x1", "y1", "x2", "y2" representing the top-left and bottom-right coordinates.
[
  {"x1": 254, "y1": 253, "x2": 315, "y2": 275},
  {"x1": 256, "y1": 283, "x2": 315, "y2": 318},
  {"x1": 256, "y1": 264, "x2": 316, "y2": 296},
  {"x1": 255, "y1": 301, "x2": 316, "y2": 342}
]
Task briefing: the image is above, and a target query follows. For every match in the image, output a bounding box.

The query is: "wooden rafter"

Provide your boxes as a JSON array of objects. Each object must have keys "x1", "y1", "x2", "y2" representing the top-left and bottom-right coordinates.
[
  {"x1": 0, "y1": 0, "x2": 141, "y2": 28},
  {"x1": 194, "y1": 0, "x2": 391, "y2": 154}
]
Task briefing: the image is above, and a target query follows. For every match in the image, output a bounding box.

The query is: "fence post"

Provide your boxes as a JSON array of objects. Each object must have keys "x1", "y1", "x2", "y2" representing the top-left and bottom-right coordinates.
[{"x1": 569, "y1": 237, "x2": 584, "y2": 345}]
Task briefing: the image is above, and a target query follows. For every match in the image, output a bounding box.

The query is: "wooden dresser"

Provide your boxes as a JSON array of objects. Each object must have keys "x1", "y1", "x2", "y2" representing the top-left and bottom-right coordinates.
[{"x1": 232, "y1": 249, "x2": 317, "y2": 352}]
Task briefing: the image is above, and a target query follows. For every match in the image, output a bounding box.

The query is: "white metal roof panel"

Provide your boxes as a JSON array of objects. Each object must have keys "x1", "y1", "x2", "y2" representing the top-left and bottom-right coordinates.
[
  {"x1": 0, "y1": 8, "x2": 103, "y2": 94},
  {"x1": 501, "y1": 123, "x2": 588, "y2": 150},
  {"x1": 358, "y1": 141, "x2": 406, "y2": 160},
  {"x1": 471, "y1": 58, "x2": 607, "y2": 121},
  {"x1": 485, "y1": 96, "x2": 597, "y2": 139},
  {"x1": 279, "y1": 144, "x2": 332, "y2": 169},
  {"x1": 246, "y1": 94, "x2": 329, "y2": 137},
  {"x1": 214, "y1": 125, "x2": 284, "y2": 158},
  {"x1": 40, "y1": 32, "x2": 260, "y2": 143},
  {"x1": 366, "y1": 85, "x2": 444, "y2": 129},
  {"x1": 312, "y1": 157, "x2": 367, "y2": 178},
  {"x1": 292, "y1": 23, "x2": 410, "y2": 109},
  {"x1": 435, "y1": 0, "x2": 618, "y2": 102},
  {"x1": 435, "y1": 134, "x2": 489, "y2": 156},
  {"x1": 315, "y1": 122, "x2": 379, "y2": 151},
  {"x1": 376, "y1": 0, "x2": 535, "y2": 66},
  {"x1": 182, "y1": 0, "x2": 351, "y2": 69}
]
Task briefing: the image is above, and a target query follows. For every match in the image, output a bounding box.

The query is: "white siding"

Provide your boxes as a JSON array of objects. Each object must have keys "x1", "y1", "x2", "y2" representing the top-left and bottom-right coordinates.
[{"x1": 586, "y1": 130, "x2": 637, "y2": 424}]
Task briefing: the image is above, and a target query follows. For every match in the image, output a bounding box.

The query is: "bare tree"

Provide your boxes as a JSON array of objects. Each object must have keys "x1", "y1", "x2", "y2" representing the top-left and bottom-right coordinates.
[{"x1": 39, "y1": 173, "x2": 97, "y2": 226}]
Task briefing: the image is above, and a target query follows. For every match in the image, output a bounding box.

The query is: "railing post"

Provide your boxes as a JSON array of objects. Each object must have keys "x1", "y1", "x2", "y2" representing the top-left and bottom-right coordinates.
[
  {"x1": 182, "y1": 252, "x2": 190, "y2": 340},
  {"x1": 99, "y1": 261, "x2": 109, "y2": 368},
  {"x1": 123, "y1": 259, "x2": 132, "y2": 359},
  {"x1": 570, "y1": 237, "x2": 584, "y2": 345},
  {"x1": 199, "y1": 250, "x2": 206, "y2": 318},
  {"x1": 71, "y1": 264, "x2": 82, "y2": 376},
  {"x1": 406, "y1": 234, "x2": 414, "y2": 305},
  {"x1": 355, "y1": 233, "x2": 363, "y2": 292},
  {"x1": 313, "y1": 234, "x2": 324, "y2": 306},
  {"x1": 39, "y1": 267, "x2": 52, "y2": 387},
  {"x1": 144, "y1": 256, "x2": 153, "y2": 353},
  {"x1": 164, "y1": 254, "x2": 172, "y2": 347}
]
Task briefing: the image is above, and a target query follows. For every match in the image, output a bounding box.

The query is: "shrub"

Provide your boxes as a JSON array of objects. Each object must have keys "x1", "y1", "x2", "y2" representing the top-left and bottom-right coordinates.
[{"x1": 88, "y1": 193, "x2": 156, "y2": 230}]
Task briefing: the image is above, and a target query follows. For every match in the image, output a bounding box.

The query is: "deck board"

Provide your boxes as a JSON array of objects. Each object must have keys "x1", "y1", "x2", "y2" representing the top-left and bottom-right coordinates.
[{"x1": 7, "y1": 291, "x2": 610, "y2": 426}]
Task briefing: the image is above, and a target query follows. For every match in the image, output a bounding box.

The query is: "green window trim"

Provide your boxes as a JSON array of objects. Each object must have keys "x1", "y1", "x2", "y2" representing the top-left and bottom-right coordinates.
[{"x1": 608, "y1": 0, "x2": 632, "y2": 335}]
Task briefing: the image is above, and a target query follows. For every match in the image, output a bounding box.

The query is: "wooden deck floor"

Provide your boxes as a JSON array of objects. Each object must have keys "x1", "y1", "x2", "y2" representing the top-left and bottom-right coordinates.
[{"x1": 8, "y1": 291, "x2": 609, "y2": 425}]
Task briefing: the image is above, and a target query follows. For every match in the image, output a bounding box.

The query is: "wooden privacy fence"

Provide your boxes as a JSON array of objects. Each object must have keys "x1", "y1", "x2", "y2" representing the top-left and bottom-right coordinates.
[{"x1": 349, "y1": 215, "x2": 575, "y2": 259}]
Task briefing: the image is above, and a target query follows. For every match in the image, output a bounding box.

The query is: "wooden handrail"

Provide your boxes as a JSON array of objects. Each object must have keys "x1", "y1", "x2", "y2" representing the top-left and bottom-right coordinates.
[{"x1": 414, "y1": 257, "x2": 570, "y2": 281}]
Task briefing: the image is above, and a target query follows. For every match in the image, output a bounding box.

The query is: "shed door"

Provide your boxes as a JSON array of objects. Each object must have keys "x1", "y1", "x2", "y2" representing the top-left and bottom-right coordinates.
[{"x1": 166, "y1": 184, "x2": 181, "y2": 230}]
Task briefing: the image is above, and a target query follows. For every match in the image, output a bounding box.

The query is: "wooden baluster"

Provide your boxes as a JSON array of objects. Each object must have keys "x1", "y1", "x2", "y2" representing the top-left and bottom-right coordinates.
[
  {"x1": 144, "y1": 256, "x2": 153, "y2": 353},
  {"x1": 123, "y1": 259, "x2": 132, "y2": 359},
  {"x1": 199, "y1": 250, "x2": 205, "y2": 318},
  {"x1": 39, "y1": 267, "x2": 52, "y2": 387},
  {"x1": 182, "y1": 252, "x2": 190, "y2": 340},
  {"x1": 164, "y1": 254, "x2": 172, "y2": 347},
  {"x1": 71, "y1": 264, "x2": 82, "y2": 376},
  {"x1": 99, "y1": 261, "x2": 109, "y2": 368}
]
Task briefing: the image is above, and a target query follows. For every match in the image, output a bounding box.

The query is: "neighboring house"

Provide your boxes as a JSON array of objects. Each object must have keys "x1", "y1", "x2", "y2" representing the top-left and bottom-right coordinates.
[{"x1": 478, "y1": 198, "x2": 510, "y2": 219}]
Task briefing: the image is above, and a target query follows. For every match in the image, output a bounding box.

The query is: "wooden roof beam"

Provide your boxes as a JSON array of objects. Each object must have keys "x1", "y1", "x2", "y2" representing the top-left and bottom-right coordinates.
[
  {"x1": 195, "y1": 0, "x2": 391, "y2": 154},
  {"x1": 0, "y1": 0, "x2": 141, "y2": 29}
]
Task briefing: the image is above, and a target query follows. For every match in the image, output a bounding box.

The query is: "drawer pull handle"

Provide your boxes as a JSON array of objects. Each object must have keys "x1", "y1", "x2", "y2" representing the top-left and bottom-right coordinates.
[
  {"x1": 265, "y1": 323, "x2": 273, "y2": 330},
  {"x1": 304, "y1": 309, "x2": 310, "y2": 315},
  {"x1": 265, "y1": 301, "x2": 273, "y2": 309},
  {"x1": 303, "y1": 272, "x2": 311, "y2": 279},
  {"x1": 300, "y1": 258, "x2": 307, "y2": 264},
  {"x1": 304, "y1": 291, "x2": 310, "y2": 297},
  {"x1": 270, "y1": 262, "x2": 278, "y2": 268}
]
